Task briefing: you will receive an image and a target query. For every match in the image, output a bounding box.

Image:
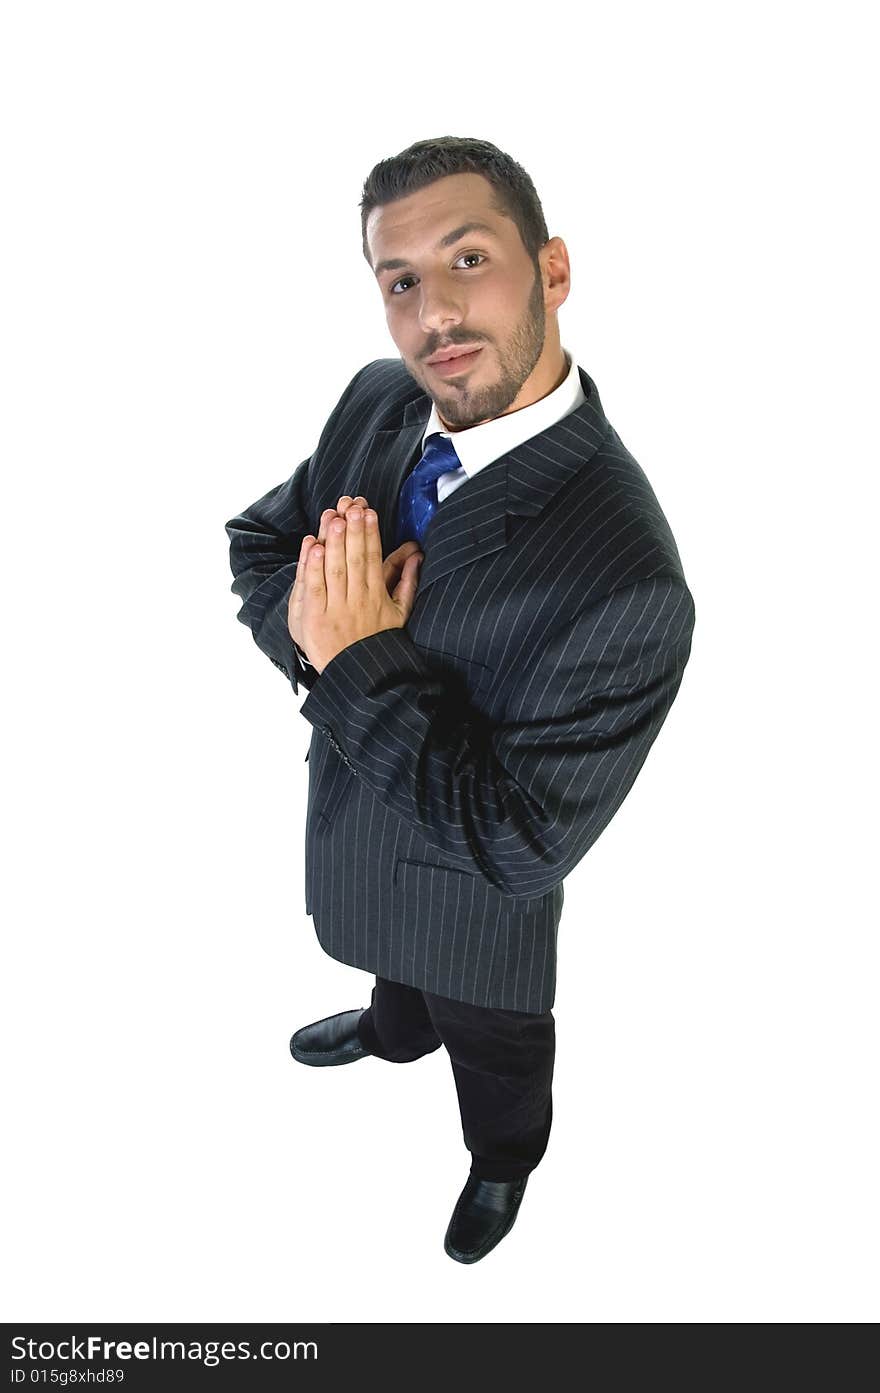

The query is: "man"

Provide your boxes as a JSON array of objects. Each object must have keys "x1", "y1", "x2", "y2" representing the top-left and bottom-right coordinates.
[{"x1": 225, "y1": 136, "x2": 695, "y2": 1264}]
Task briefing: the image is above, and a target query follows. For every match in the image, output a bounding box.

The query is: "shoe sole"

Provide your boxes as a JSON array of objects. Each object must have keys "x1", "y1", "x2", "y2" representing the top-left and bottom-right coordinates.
[{"x1": 289, "y1": 1039, "x2": 370, "y2": 1067}]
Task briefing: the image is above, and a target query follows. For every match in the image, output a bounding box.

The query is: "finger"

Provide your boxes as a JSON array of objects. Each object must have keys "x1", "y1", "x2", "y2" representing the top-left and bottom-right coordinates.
[
  {"x1": 337, "y1": 495, "x2": 368, "y2": 519},
  {"x1": 317, "y1": 497, "x2": 368, "y2": 545},
  {"x1": 387, "y1": 540, "x2": 421, "y2": 564},
  {"x1": 317, "y1": 507, "x2": 339, "y2": 546},
  {"x1": 391, "y1": 549, "x2": 423, "y2": 614},
  {"x1": 344, "y1": 505, "x2": 368, "y2": 598},
  {"x1": 291, "y1": 534, "x2": 317, "y2": 634},
  {"x1": 324, "y1": 511, "x2": 348, "y2": 606},
  {"x1": 359, "y1": 507, "x2": 383, "y2": 596},
  {"x1": 383, "y1": 540, "x2": 419, "y2": 576},
  {"x1": 307, "y1": 536, "x2": 328, "y2": 612}
]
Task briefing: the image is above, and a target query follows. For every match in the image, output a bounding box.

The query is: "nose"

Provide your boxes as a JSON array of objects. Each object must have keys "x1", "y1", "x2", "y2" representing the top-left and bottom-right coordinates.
[{"x1": 417, "y1": 286, "x2": 465, "y2": 339}]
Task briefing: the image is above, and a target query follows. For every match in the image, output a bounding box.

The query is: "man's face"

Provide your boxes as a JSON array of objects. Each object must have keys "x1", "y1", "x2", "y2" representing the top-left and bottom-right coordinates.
[{"x1": 367, "y1": 172, "x2": 563, "y2": 430}]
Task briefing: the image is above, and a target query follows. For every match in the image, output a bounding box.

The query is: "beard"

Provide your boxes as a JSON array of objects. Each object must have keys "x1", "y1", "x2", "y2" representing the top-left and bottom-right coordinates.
[{"x1": 405, "y1": 263, "x2": 547, "y2": 431}]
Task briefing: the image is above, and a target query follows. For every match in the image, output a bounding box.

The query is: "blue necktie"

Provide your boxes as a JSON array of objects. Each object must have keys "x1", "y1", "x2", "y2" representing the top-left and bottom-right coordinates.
[{"x1": 395, "y1": 433, "x2": 461, "y2": 549}]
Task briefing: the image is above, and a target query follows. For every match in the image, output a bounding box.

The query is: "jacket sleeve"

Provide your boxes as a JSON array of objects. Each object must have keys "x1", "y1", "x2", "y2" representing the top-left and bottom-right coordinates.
[
  {"x1": 298, "y1": 575, "x2": 696, "y2": 898},
  {"x1": 224, "y1": 366, "x2": 365, "y2": 695}
]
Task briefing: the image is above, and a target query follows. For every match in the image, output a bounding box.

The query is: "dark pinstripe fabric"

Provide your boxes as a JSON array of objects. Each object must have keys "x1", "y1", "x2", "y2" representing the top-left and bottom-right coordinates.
[{"x1": 225, "y1": 359, "x2": 695, "y2": 1012}]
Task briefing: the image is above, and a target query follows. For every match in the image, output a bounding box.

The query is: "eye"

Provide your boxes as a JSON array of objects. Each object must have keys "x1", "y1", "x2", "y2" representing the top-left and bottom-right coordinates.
[{"x1": 390, "y1": 251, "x2": 486, "y2": 296}]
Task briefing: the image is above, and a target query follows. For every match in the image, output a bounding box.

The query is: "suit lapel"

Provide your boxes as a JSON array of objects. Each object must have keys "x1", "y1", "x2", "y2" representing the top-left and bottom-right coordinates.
[{"x1": 359, "y1": 364, "x2": 611, "y2": 595}]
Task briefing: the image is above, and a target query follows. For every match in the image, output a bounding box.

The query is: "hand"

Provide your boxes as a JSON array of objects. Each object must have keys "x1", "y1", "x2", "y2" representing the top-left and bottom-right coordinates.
[
  {"x1": 321, "y1": 497, "x2": 423, "y2": 594},
  {"x1": 288, "y1": 501, "x2": 424, "y2": 672},
  {"x1": 288, "y1": 496, "x2": 423, "y2": 653}
]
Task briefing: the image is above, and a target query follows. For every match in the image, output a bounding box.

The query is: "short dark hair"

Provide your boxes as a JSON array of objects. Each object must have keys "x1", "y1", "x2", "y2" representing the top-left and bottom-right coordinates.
[{"x1": 360, "y1": 135, "x2": 550, "y2": 272}]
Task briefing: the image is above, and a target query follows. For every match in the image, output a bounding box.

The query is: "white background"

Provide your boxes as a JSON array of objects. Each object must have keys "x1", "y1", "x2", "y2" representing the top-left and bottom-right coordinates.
[{"x1": 2, "y1": 0, "x2": 876, "y2": 1323}]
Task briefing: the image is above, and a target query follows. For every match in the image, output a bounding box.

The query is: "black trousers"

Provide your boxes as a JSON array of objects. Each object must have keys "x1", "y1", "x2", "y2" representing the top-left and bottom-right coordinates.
[{"x1": 355, "y1": 975, "x2": 556, "y2": 1182}]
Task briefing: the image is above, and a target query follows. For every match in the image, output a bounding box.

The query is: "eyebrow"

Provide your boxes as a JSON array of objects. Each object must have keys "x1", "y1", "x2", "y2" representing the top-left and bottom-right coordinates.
[{"x1": 373, "y1": 221, "x2": 499, "y2": 278}]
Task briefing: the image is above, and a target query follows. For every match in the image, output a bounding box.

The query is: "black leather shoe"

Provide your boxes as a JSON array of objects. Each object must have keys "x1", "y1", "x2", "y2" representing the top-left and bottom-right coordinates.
[
  {"x1": 289, "y1": 1008, "x2": 371, "y2": 1066},
  {"x1": 444, "y1": 1174, "x2": 529, "y2": 1264}
]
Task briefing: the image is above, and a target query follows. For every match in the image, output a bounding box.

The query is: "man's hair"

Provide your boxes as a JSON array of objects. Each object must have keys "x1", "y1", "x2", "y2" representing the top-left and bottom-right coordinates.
[{"x1": 360, "y1": 135, "x2": 550, "y2": 272}]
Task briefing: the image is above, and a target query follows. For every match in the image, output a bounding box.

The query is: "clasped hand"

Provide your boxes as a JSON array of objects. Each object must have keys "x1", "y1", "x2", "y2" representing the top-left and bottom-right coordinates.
[{"x1": 287, "y1": 496, "x2": 424, "y2": 675}]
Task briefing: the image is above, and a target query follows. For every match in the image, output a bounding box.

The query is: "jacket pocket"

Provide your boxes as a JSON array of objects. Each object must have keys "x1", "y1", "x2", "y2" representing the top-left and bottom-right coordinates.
[{"x1": 393, "y1": 856, "x2": 475, "y2": 888}]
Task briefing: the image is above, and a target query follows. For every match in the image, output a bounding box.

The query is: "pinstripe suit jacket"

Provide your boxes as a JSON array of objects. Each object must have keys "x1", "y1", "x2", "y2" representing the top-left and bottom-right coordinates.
[{"x1": 225, "y1": 357, "x2": 695, "y2": 1012}]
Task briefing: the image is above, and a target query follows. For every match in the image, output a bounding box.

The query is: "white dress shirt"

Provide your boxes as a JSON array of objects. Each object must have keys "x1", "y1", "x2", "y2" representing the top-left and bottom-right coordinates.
[{"x1": 295, "y1": 346, "x2": 585, "y2": 670}]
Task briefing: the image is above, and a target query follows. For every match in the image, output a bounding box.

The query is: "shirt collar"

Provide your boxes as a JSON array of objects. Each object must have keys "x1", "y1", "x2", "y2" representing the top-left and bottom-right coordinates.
[{"x1": 421, "y1": 346, "x2": 584, "y2": 473}]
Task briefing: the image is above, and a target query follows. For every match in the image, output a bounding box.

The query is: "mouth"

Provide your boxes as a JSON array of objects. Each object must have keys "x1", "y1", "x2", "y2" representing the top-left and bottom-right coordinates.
[{"x1": 427, "y1": 347, "x2": 484, "y2": 378}]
